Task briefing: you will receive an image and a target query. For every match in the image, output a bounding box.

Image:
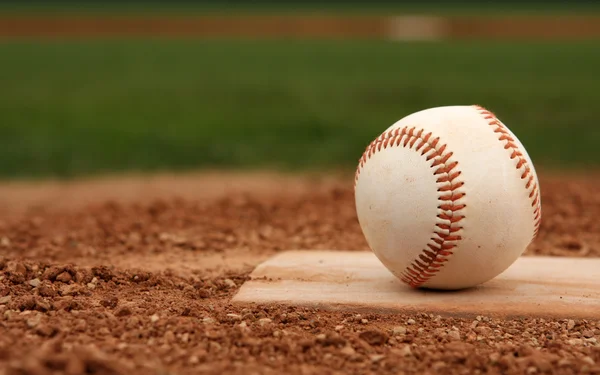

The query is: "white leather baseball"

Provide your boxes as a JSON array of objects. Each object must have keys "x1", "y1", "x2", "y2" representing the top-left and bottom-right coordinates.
[{"x1": 354, "y1": 105, "x2": 541, "y2": 290}]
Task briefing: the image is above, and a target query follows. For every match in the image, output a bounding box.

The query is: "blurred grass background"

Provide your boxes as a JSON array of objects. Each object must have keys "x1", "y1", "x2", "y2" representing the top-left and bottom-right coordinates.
[{"x1": 1, "y1": 1, "x2": 600, "y2": 179}]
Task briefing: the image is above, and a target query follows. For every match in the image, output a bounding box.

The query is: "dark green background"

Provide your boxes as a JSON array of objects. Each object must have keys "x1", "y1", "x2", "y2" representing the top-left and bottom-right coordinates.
[
  {"x1": 1, "y1": 2, "x2": 599, "y2": 179},
  {"x1": 3, "y1": 1, "x2": 600, "y2": 14}
]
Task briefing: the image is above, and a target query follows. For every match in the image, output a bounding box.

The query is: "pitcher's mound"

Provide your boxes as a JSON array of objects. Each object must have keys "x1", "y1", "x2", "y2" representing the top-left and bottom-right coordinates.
[{"x1": 232, "y1": 250, "x2": 600, "y2": 319}]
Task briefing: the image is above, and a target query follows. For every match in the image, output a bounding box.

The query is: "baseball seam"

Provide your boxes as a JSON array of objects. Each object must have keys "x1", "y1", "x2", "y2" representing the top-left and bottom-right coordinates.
[
  {"x1": 473, "y1": 105, "x2": 542, "y2": 241},
  {"x1": 354, "y1": 126, "x2": 466, "y2": 288}
]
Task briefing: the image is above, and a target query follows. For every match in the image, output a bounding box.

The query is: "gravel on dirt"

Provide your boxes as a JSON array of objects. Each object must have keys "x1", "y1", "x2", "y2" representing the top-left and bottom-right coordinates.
[{"x1": 0, "y1": 171, "x2": 599, "y2": 375}]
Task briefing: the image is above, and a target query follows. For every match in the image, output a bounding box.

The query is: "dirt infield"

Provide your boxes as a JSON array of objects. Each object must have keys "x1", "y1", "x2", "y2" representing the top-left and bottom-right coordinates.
[
  {"x1": 0, "y1": 171, "x2": 599, "y2": 374},
  {"x1": 1, "y1": 14, "x2": 600, "y2": 39}
]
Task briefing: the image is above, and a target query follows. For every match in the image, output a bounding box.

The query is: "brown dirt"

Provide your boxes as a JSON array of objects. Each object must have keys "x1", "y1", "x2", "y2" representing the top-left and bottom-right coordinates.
[
  {"x1": 1, "y1": 14, "x2": 600, "y2": 39},
  {"x1": 0, "y1": 170, "x2": 599, "y2": 375}
]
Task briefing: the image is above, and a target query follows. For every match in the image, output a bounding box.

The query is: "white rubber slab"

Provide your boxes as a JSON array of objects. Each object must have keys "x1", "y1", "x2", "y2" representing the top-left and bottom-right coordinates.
[{"x1": 232, "y1": 250, "x2": 600, "y2": 319}]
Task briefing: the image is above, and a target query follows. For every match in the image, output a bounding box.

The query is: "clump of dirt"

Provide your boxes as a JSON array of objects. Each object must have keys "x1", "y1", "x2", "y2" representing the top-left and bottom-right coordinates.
[{"x1": 0, "y1": 172, "x2": 599, "y2": 374}]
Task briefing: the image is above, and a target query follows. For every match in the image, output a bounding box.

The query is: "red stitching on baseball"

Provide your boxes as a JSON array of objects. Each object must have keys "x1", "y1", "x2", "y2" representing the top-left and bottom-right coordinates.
[
  {"x1": 354, "y1": 126, "x2": 466, "y2": 288},
  {"x1": 473, "y1": 105, "x2": 542, "y2": 239}
]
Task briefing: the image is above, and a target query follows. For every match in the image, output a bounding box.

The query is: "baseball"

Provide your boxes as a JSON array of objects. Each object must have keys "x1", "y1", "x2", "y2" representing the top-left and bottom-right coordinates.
[{"x1": 354, "y1": 105, "x2": 542, "y2": 290}]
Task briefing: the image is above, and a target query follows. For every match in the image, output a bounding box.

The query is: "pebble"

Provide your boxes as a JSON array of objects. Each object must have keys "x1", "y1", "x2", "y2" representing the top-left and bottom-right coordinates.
[
  {"x1": 434, "y1": 328, "x2": 446, "y2": 338},
  {"x1": 35, "y1": 324, "x2": 57, "y2": 337},
  {"x1": 227, "y1": 313, "x2": 242, "y2": 321},
  {"x1": 75, "y1": 319, "x2": 87, "y2": 331},
  {"x1": 242, "y1": 313, "x2": 255, "y2": 321},
  {"x1": 28, "y1": 278, "x2": 41, "y2": 288},
  {"x1": 8, "y1": 262, "x2": 26, "y2": 275},
  {"x1": 0, "y1": 296, "x2": 11, "y2": 305},
  {"x1": 87, "y1": 283, "x2": 96, "y2": 290},
  {"x1": 35, "y1": 299, "x2": 50, "y2": 313},
  {"x1": 117, "y1": 343, "x2": 128, "y2": 350},
  {"x1": 100, "y1": 296, "x2": 119, "y2": 309},
  {"x1": 583, "y1": 330, "x2": 594, "y2": 338},
  {"x1": 334, "y1": 325, "x2": 344, "y2": 331},
  {"x1": 399, "y1": 345, "x2": 412, "y2": 356},
  {"x1": 448, "y1": 330, "x2": 461, "y2": 341},
  {"x1": 392, "y1": 326, "x2": 407, "y2": 335},
  {"x1": 340, "y1": 346, "x2": 355, "y2": 356},
  {"x1": 475, "y1": 326, "x2": 493, "y2": 335},
  {"x1": 38, "y1": 285, "x2": 56, "y2": 298},
  {"x1": 567, "y1": 320, "x2": 576, "y2": 330},
  {"x1": 189, "y1": 355, "x2": 200, "y2": 365},
  {"x1": 60, "y1": 284, "x2": 80, "y2": 296},
  {"x1": 202, "y1": 317, "x2": 215, "y2": 324},
  {"x1": 582, "y1": 357, "x2": 595, "y2": 365},
  {"x1": 26, "y1": 315, "x2": 41, "y2": 328},
  {"x1": 126, "y1": 316, "x2": 140, "y2": 328},
  {"x1": 273, "y1": 330, "x2": 281, "y2": 338},
  {"x1": 56, "y1": 271, "x2": 72, "y2": 283},
  {"x1": 370, "y1": 354, "x2": 385, "y2": 363},
  {"x1": 223, "y1": 279, "x2": 236, "y2": 288},
  {"x1": 407, "y1": 319, "x2": 416, "y2": 325},
  {"x1": 258, "y1": 318, "x2": 272, "y2": 326},
  {"x1": 316, "y1": 333, "x2": 326, "y2": 341},
  {"x1": 558, "y1": 359, "x2": 572, "y2": 367},
  {"x1": 74, "y1": 272, "x2": 86, "y2": 283},
  {"x1": 489, "y1": 353, "x2": 501, "y2": 363},
  {"x1": 0, "y1": 237, "x2": 10, "y2": 247},
  {"x1": 568, "y1": 338, "x2": 583, "y2": 346},
  {"x1": 164, "y1": 330, "x2": 176, "y2": 343},
  {"x1": 150, "y1": 314, "x2": 159, "y2": 323},
  {"x1": 361, "y1": 319, "x2": 368, "y2": 324},
  {"x1": 115, "y1": 305, "x2": 133, "y2": 317},
  {"x1": 359, "y1": 329, "x2": 389, "y2": 345}
]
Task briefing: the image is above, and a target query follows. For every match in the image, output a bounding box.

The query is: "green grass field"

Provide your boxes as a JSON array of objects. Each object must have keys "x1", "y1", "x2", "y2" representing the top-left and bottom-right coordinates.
[{"x1": 1, "y1": 39, "x2": 599, "y2": 179}]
